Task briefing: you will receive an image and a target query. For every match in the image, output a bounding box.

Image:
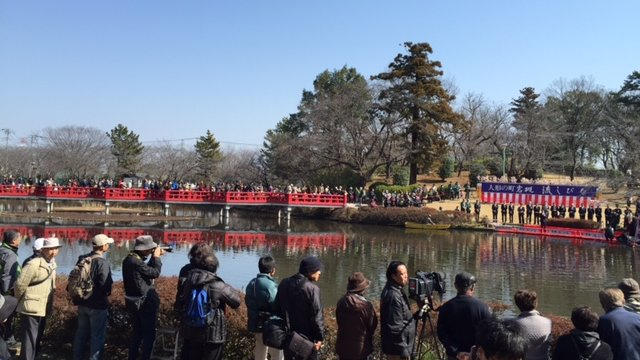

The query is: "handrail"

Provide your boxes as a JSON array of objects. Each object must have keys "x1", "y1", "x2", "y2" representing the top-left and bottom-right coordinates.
[{"x1": 0, "y1": 185, "x2": 347, "y2": 207}]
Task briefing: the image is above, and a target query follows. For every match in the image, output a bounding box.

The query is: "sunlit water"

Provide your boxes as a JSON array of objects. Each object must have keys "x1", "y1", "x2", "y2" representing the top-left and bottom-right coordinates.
[{"x1": 3, "y1": 210, "x2": 639, "y2": 317}]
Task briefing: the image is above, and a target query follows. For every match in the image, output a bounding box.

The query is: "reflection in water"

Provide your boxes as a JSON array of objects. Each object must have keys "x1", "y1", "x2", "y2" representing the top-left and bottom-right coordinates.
[{"x1": 1, "y1": 222, "x2": 639, "y2": 316}]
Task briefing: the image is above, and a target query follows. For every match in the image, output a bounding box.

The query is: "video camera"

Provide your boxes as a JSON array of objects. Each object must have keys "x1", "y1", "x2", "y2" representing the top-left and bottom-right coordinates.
[
  {"x1": 159, "y1": 245, "x2": 174, "y2": 253},
  {"x1": 408, "y1": 271, "x2": 446, "y2": 306}
]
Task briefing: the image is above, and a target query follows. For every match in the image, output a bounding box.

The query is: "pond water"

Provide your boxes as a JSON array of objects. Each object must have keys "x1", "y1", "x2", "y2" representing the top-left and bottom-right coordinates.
[{"x1": 3, "y1": 212, "x2": 639, "y2": 317}]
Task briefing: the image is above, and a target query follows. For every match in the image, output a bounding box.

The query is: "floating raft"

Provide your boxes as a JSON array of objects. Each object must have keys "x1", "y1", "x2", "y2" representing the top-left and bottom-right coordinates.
[
  {"x1": 404, "y1": 222, "x2": 451, "y2": 230},
  {"x1": 495, "y1": 224, "x2": 618, "y2": 242}
]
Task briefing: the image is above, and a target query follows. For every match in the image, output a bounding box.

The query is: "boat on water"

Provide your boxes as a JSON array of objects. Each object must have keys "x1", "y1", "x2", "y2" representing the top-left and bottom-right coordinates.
[
  {"x1": 404, "y1": 222, "x2": 451, "y2": 230},
  {"x1": 495, "y1": 224, "x2": 621, "y2": 243}
]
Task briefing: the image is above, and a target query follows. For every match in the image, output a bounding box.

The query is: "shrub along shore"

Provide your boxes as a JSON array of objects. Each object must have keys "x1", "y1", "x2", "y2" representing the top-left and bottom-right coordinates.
[{"x1": 38, "y1": 277, "x2": 574, "y2": 359}]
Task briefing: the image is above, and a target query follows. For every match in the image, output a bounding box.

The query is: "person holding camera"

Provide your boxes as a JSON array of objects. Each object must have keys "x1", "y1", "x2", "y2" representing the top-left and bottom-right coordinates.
[
  {"x1": 380, "y1": 261, "x2": 416, "y2": 360},
  {"x1": 437, "y1": 272, "x2": 491, "y2": 360},
  {"x1": 275, "y1": 256, "x2": 325, "y2": 360},
  {"x1": 335, "y1": 272, "x2": 377, "y2": 360},
  {"x1": 245, "y1": 256, "x2": 283, "y2": 360},
  {"x1": 122, "y1": 235, "x2": 164, "y2": 360}
]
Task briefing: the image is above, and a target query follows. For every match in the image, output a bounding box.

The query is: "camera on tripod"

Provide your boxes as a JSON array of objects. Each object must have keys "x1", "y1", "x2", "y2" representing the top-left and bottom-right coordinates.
[
  {"x1": 408, "y1": 271, "x2": 446, "y2": 306},
  {"x1": 408, "y1": 271, "x2": 446, "y2": 360}
]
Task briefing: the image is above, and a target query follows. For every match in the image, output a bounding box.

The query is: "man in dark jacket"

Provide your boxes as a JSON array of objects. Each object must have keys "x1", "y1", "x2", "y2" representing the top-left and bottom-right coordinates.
[
  {"x1": 380, "y1": 261, "x2": 415, "y2": 360},
  {"x1": 597, "y1": 288, "x2": 640, "y2": 360},
  {"x1": 553, "y1": 306, "x2": 613, "y2": 360},
  {"x1": 491, "y1": 203, "x2": 498, "y2": 222},
  {"x1": 72, "y1": 234, "x2": 114, "y2": 360},
  {"x1": 175, "y1": 249, "x2": 241, "y2": 360},
  {"x1": 0, "y1": 229, "x2": 21, "y2": 347},
  {"x1": 437, "y1": 272, "x2": 492, "y2": 360},
  {"x1": 336, "y1": 272, "x2": 377, "y2": 360},
  {"x1": 122, "y1": 235, "x2": 165, "y2": 360},
  {"x1": 245, "y1": 256, "x2": 282, "y2": 360},
  {"x1": 275, "y1": 256, "x2": 324, "y2": 360}
]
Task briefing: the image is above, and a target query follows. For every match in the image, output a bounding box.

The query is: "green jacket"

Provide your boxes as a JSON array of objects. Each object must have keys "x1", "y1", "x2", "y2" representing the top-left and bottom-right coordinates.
[{"x1": 244, "y1": 273, "x2": 278, "y2": 333}]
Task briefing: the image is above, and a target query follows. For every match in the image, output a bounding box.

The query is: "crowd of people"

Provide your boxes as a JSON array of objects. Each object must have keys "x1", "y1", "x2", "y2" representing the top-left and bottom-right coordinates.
[
  {"x1": 0, "y1": 229, "x2": 639, "y2": 360},
  {"x1": 488, "y1": 201, "x2": 639, "y2": 230}
]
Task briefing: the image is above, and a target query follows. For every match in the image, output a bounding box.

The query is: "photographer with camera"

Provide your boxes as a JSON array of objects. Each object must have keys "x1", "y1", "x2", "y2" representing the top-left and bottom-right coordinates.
[
  {"x1": 122, "y1": 235, "x2": 165, "y2": 360},
  {"x1": 381, "y1": 261, "x2": 415, "y2": 360},
  {"x1": 437, "y1": 272, "x2": 491, "y2": 360}
]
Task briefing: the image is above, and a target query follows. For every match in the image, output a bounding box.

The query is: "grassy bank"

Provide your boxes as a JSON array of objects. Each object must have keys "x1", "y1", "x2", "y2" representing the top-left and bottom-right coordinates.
[
  {"x1": 36, "y1": 277, "x2": 573, "y2": 359},
  {"x1": 296, "y1": 206, "x2": 473, "y2": 227}
]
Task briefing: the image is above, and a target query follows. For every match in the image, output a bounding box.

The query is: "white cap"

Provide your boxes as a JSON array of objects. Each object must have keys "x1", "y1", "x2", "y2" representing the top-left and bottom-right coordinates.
[
  {"x1": 33, "y1": 238, "x2": 45, "y2": 251},
  {"x1": 41, "y1": 237, "x2": 62, "y2": 249},
  {"x1": 92, "y1": 234, "x2": 114, "y2": 247}
]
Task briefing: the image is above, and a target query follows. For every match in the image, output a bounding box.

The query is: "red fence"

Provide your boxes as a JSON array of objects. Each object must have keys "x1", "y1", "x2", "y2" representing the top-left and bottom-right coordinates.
[{"x1": 0, "y1": 186, "x2": 347, "y2": 207}]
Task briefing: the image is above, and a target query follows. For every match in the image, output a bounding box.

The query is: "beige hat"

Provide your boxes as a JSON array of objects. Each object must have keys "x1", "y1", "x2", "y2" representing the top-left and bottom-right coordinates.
[
  {"x1": 41, "y1": 237, "x2": 62, "y2": 249},
  {"x1": 92, "y1": 234, "x2": 114, "y2": 247}
]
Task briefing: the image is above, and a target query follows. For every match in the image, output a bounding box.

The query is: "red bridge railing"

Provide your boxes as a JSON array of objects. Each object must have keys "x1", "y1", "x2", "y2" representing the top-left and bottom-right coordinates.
[{"x1": 0, "y1": 185, "x2": 347, "y2": 207}]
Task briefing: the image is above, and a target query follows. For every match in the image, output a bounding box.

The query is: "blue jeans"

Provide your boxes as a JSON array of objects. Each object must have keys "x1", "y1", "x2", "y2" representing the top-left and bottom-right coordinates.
[{"x1": 72, "y1": 306, "x2": 108, "y2": 360}]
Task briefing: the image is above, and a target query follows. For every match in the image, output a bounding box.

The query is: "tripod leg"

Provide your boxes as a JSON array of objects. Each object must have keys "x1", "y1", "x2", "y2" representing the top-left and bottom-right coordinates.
[{"x1": 427, "y1": 314, "x2": 443, "y2": 360}]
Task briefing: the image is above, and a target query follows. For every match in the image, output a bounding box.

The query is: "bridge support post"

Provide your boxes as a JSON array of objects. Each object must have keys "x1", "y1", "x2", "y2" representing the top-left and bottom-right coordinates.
[
  {"x1": 45, "y1": 200, "x2": 52, "y2": 214},
  {"x1": 104, "y1": 201, "x2": 110, "y2": 215},
  {"x1": 164, "y1": 203, "x2": 170, "y2": 217},
  {"x1": 224, "y1": 206, "x2": 231, "y2": 226},
  {"x1": 286, "y1": 207, "x2": 292, "y2": 230},
  {"x1": 277, "y1": 209, "x2": 282, "y2": 225}
]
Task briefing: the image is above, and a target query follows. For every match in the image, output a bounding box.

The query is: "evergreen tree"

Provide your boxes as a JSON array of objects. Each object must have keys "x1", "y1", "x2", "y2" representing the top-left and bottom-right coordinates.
[
  {"x1": 195, "y1": 130, "x2": 222, "y2": 182},
  {"x1": 372, "y1": 42, "x2": 463, "y2": 184},
  {"x1": 509, "y1": 87, "x2": 540, "y2": 120},
  {"x1": 107, "y1": 124, "x2": 143, "y2": 177}
]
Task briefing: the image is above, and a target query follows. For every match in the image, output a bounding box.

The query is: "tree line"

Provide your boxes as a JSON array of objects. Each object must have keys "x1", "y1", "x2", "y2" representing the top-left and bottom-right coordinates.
[
  {"x1": 261, "y1": 42, "x2": 640, "y2": 189},
  {"x1": 0, "y1": 125, "x2": 262, "y2": 184},
  {"x1": 3, "y1": 41, "x2": 638, "y2": 189}
]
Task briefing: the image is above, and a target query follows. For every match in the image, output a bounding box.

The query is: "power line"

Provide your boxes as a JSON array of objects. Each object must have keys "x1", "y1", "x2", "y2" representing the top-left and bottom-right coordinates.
[{"x1": 140, "y1": 137, "x2": 260, "y2": 147}]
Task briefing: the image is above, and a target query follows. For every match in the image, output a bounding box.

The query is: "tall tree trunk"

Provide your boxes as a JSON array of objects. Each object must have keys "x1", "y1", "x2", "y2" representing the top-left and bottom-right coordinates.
[{"x1": 409, "y1": 128, "x2": 418, "y2": 184}]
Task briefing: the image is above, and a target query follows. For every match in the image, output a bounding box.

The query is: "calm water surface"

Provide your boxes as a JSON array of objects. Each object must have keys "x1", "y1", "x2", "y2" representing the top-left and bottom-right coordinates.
[{"x1": 4, "y1": 213, "x2": 639, "y2": 317}]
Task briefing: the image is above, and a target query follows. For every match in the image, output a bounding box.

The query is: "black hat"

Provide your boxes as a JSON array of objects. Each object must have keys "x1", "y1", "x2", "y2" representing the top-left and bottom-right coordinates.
[
  {"x1": 298, "y1": 256, "x2": 323, "y2": 276},
  {"x1": 454, "y1": 272, "x2": 477, "y2": 290},
  {"x1": 0, "y1": 295, "x2": 17, "y2": 323}
]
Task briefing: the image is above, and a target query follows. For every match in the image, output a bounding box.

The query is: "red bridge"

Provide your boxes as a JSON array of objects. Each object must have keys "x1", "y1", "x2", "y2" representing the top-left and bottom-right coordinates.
[{"x1": 0, "y1": 185, "x2": 347, "y2": 208}]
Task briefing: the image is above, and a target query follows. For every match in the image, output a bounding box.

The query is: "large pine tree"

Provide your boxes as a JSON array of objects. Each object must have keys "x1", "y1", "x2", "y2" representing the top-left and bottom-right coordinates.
[
  {"x1": 108, "y1": 124, "x2": 143, "y2": 177},
  {"x1": 372, "y1": 42, "x2": 462, "y2": 184},
  {"x1": 195, "y1": 130, "x2": 222, "y2": 182}
]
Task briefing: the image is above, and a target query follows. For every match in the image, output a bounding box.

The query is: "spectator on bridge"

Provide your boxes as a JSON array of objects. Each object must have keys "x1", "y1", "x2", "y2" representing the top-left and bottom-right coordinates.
[
  {"x1": 512, "y1": 290, "x2": 552, "y2": 360},
  {"x1": 553, "y1": 306, "x2": 613, "y2": 360},
  {"x1": 15, "y1": 237, "x2": 61, "y2": 360},
  {"x1": 597, "y1": 288, "x2": 640, "y2": 360},
  {"x1": 72, "y1": 234, "x2": 114, "y2": 360},
  {"x1": 0, "y1": 229, "x2": 21, "y2": 348},
  {"x1": 245, "y1": 256, "x2": 283, "y2": 360},
  {"x1": 618, "y1": 278, "x2": 640, "y2": 314},
  {"x1": 336, "y1": 272, "x2": 377, "y2": 360}
]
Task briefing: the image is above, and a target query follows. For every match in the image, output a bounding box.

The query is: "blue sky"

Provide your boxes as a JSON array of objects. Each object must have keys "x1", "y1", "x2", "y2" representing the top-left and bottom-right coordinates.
[{"x1": 1, "y1": 1, "x2": 638, "y2": 148}]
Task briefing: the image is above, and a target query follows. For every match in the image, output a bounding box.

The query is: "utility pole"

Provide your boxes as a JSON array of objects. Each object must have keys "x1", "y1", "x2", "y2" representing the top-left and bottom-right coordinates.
[{"x1": 1, "y1": 128, "x2": 12, "y2": 147}]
